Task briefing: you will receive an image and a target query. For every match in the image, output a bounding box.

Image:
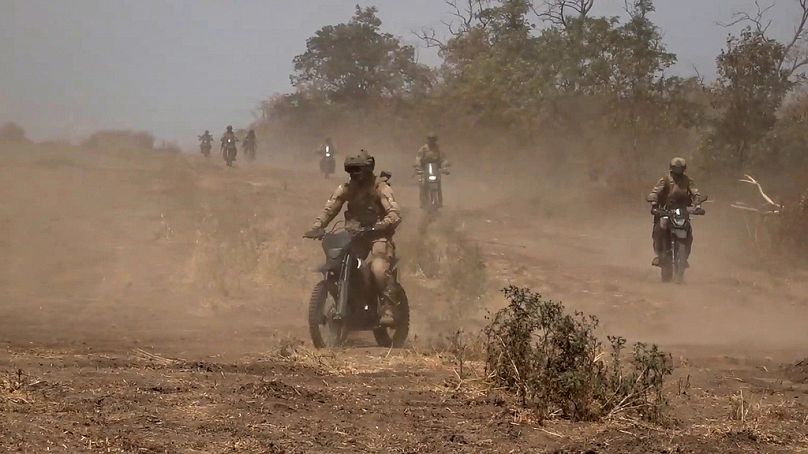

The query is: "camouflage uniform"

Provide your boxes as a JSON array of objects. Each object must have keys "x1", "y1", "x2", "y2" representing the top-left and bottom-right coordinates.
[
  {"x1": 648, "y1": 174, "x2": 701, "y2": 261},
  {"x1": 221, "y1": 130, "x2": 238, "y2": 146},
  {"x1": 311, "y1": 176, "x2": 402, "y2": 294}
]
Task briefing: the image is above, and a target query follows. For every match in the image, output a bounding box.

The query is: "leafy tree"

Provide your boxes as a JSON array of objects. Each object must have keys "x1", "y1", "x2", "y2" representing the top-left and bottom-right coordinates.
[
  {"x1": 703, "y1": 28, "x2": 792, "y2": 172},
  {"x1": 291, "y1": 6, "x2": 430, "y2": 105},
  {"x1": 702, "y1": 0, "x2": 808, "y2": 173}
]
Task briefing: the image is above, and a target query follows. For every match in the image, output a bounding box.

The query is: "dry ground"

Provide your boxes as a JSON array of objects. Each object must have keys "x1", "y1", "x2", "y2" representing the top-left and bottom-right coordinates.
[{"x1": 1, "y1": 142, "x2": 807, "y2": 452}]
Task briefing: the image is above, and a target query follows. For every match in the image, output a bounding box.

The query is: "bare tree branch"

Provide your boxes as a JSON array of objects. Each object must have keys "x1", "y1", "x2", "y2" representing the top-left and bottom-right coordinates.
[
  {"x1": 719, "y1": 0, "x2": 808, "y2": 81},
  {"x1": 780, "y1": 0, "x2": 808, "y2": 78},
  {"x1": 414, "y1": 0, "x2": 490, "y2": 50},
  {"x1": 413, "y1": 27, "x2": 447, "y2": 49},
  {"x1": 530, "y1": 0, "x2": 594, "y2": 28},
  {"x1": 718, "y1": 0, "x2": 775, "y2": 34}
]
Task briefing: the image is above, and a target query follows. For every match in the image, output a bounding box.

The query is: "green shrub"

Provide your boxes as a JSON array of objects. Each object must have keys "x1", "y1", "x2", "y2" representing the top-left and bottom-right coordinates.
[{"x1": 484, "y1": 286, "x2": 673, "y2": 422}]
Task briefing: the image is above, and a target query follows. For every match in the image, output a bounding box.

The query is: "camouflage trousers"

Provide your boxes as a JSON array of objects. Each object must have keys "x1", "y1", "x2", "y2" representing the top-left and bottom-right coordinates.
[{"x1": 353, "y1": 237, "x2": 397, "y2": 297}]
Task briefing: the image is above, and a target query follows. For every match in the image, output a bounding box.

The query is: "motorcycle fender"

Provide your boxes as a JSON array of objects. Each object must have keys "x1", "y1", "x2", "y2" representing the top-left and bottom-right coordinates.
[{"x1": 672, "y1": 228, "x2": 688, "y2": 239}]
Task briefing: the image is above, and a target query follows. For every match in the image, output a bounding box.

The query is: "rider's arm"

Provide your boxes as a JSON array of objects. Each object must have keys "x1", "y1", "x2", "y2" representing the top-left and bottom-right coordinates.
[
  {"x1": 414, "y1": 146, "x2": 426, "y2": 168},
  {"x1": 647, "y1": 177, "x2": 668, "y2": 204},
  {"x1": 375, "y1": 183, "x2": 402, "y2": 232},
  {"x1": 311, "y1": 185, "x2": 347, "y2": 229},
  {"x1": 688, "y1": 178, "x2": 702, "y2": 206}
]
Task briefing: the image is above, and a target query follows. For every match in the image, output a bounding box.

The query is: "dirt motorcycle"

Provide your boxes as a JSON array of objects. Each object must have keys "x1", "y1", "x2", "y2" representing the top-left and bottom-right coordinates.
[
  {"x1": 243, "y1": 139, "x2": 256, "y2": 162},
  {"x1": 307, "y1": 226, "x2": 409, "y2": 348},
  {"x1": 418, "y1": 162, "x2": 449, "y2": 213},
  {"x1": 222, "y1": 138, "x2": 237, "y2": 167},
  {"x1": 199, "y1": 139, "x2": 212, "y2": 157},
  {"x1": 319, "y1": 145, "x2": 336, "y2": 178},
  {"x1": 653, "y1": 202, "x2": 706, "y2": 284}
]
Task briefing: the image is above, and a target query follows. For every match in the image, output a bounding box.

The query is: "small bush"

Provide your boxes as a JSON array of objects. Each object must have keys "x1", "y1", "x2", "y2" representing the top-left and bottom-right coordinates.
[
  {"x1": 0, "y1": 122, "x2": 27, "y2": 143},
  {"x1": 484, "y1": 286, "x2": 673, "y2": 422}
]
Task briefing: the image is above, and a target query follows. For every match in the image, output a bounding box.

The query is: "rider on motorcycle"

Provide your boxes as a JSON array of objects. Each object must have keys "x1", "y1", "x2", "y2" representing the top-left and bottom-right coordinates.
[
  {"x1": 198, "y1": 130, "x2": 213, "y2": 144},
  {"x1": 647, "y1": 157, "x2": 702, "y2": 268},
  {"x1": 319, "y1": 137, "x2": 336, "y2": 157},
  {"x1": 244, "y1": 129, "x2": 256, "y2": 153},
  {"x1": 220, "y1": 125, "x2": 238, "y2": 160},
  {"x1": 415, "y1": 133, "x2": 448, "y2": 208},
  {"x1": 304, "y1": 149, "x2": 402, "y2": 325}
]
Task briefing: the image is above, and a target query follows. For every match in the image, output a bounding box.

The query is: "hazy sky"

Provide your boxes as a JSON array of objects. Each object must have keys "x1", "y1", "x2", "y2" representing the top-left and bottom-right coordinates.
[{"x1": 0, "y1": 1, "x2": 800, "y2": 146}]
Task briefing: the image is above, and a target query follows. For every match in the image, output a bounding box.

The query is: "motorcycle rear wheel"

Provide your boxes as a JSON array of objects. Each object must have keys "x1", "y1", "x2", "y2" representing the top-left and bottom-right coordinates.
[
  {"x1": 308, "y1": 280, "x2": 348, "y2": 348},
  {"x1": 373, "y1": 284, "x2": 410, "y2": 348}
]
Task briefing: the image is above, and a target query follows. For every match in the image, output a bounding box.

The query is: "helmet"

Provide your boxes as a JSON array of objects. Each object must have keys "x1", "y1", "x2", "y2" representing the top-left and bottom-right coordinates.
[
  {"x1": 669, "y1": 157, "x2": 687, "y2": 175},
  {"x1": 226, "y1": 125, "x2": 233, "y2": 132},
  {"x1": 427, "y1": 132, "x2": 438, "y2": 142},
  {"x1": 204, "y1": 130, "x2": 209, "y2": 134},
  {"x1": 344, "y1": 149, "x2": 375, "y2": 173}
]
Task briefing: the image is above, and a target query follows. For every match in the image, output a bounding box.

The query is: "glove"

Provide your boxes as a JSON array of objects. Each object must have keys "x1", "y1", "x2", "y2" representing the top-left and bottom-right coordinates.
[{"x1": 303, "y1": 227, "x2": 325, "y2": 239}]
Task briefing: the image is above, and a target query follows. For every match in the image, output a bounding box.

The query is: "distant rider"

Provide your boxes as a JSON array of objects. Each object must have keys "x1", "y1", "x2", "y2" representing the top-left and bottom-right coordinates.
[
  {"x1": 318, "y1": 137, "x2": 336, "y2": 157},
  {"x1": 244, "y1": 129, "x2": 257, "y2": 156},
  {"x1": 198, "y1": 130, "x2": 213, "y2": 156},
  {"x1": 220, "y1": 125, "x2": 238, "y2": 161},
  {"x1": 304, "y1": 149, "x2": 402, "y2": 325},
  {"x1": 414, "y1": 133, "x2": 449, "y2": 208},
  {"x1": 647, "y1": 157, "x2": 702, "y2": 268},
  {"x1": 198, "y1": 130, "x2": 213, "y2": 145}
]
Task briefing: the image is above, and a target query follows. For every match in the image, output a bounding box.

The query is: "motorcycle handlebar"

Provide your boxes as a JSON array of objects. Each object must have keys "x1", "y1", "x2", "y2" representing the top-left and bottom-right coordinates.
[{"x1": 652, "y1": 206, "x2": 706, "y2": 217}]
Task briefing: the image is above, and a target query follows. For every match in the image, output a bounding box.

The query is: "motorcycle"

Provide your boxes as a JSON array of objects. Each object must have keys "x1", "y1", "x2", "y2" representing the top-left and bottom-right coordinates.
[
  {"x1": 243, "y1": 139, "x2": 256, "y2": 162},
  {"x1": 319, "y1": 145, "x2": 336, "y2": 178},
  {"x1": 222, "y1": 138, "x2": 237, "y2": 167},
  {"x1": 653, "y1": 202, "x2": 706, "y2": 283},
  {"x1": 419, "y1": 162, "x2": 448, "y2": 213},
  {"x1": 200, "y1": 141, "x2": 211, "y2": 157},
  {"x1": 307, "y1": 226, "x2": 410, "y2": 348}
]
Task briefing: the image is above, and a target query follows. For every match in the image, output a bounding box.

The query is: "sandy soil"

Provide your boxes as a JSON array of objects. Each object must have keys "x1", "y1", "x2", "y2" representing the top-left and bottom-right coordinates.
[{"x1": 1, "y1": 142, "x2": 807, "y2": 452}]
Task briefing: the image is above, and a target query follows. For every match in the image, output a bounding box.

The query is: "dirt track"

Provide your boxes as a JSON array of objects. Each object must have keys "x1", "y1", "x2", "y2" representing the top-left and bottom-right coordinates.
[{"x1": 1, "y1": 143, "x2": 807, "y2": 452}]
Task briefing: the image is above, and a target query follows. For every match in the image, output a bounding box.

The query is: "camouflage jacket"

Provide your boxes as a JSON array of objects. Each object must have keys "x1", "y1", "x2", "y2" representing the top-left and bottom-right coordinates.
[
  {"x1": 220, "y1": 131, "x2": 238, "y2": 146},
  {"x1": 648, "y1": 174, "x2": 700, "y2": 209},
  {"x1": 415, "y1": 144, "x2": 445, "y2": 168},
  {"x1": 312, "y1": 177, "x2": 401, "y2": 233}
]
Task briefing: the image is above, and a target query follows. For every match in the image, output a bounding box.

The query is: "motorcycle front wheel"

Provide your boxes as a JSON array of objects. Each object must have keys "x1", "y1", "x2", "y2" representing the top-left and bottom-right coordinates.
[
  {"x1": 660, "y1": 247, "x2": 673, "y2": 283},
  {"x1": 426, "y1": 189, "x2": 440, "y2": 214},
  {"x1": 308, "y1": 280, "x2": 348, "y2": 348},
  {"x1": 673, "y1": 240, "x2": 687, "y2": 284},
  {"x1": 372, "y1": 284, "x2": 410, "y2": 348}
]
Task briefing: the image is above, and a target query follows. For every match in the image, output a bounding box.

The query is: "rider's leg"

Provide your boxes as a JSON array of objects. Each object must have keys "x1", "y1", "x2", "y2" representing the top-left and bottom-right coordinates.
[
  {"x1": 652, "y1": 218, "x2": 666, "y2": 267},
  {"x1": 368, "y1": 239, "x2": 397, "y2": 324}
]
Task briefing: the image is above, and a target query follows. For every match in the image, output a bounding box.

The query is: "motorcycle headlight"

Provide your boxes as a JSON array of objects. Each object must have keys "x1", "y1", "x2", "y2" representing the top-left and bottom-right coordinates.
[
  {"x1": 428, "y1": 175, "x2": 438, "y2": 181},
  {"x1": 325, "y1": 152, "x2": 331, "y2": 157}
]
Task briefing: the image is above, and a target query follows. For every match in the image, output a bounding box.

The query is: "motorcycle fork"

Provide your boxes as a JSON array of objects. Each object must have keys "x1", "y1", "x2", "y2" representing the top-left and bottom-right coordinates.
[{"x1": 336, "y1": 254, "x2": 353, "y2": 319}]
